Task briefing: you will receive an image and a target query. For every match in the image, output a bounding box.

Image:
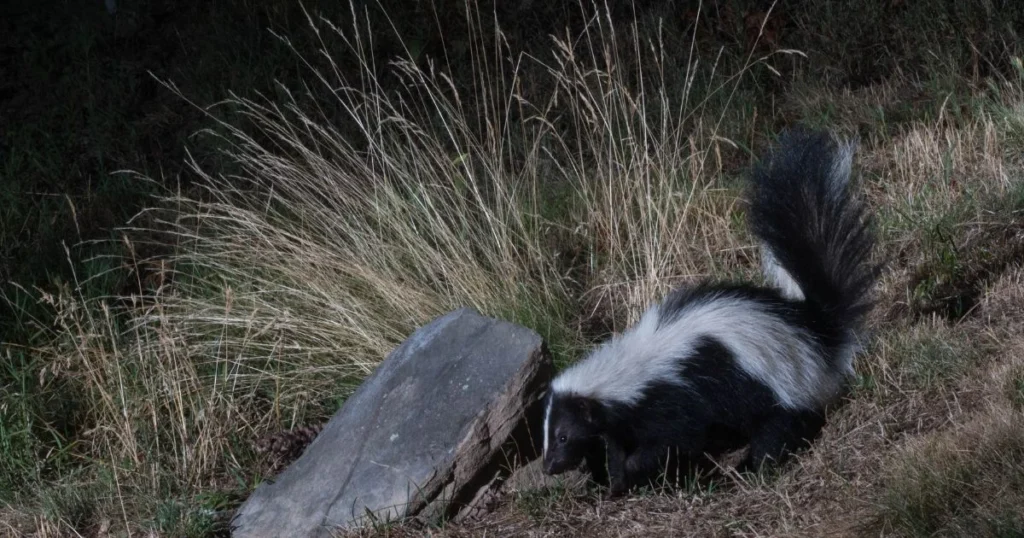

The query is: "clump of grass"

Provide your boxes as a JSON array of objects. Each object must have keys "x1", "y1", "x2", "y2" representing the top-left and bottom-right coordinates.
[
  {"x1": 513, "y1": 484, "x2": 578, "y2": 521},
  {"x1": 862, "y1": 320, "x2": 987, "y2": 398},
  {"x1": 135, "y1": 0, "x2": 786, "y2": 400},
  {"x1": 4, "y1": 3, "x2": 779, "y2": 533},
  {"x1": 873, "y1": 408, "x2": 1024, "y2": 538},
  {"x1": 899, "y1": 327, "x2": 982, "y2": 387},
  {"x1": 1006, "y1": 367, "x2": 1024, "y2": 411}
]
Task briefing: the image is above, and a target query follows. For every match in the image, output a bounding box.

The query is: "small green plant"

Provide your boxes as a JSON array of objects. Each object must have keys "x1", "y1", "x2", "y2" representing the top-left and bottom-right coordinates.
[
  {"x1": 1008, "y1": 369, "x2": 1024, "y2": 411},
  {"x1": 513, "y1": 484, "x2": 573, "y2": 521},
  {"x1": 852, "y1": 372, "x2": 878, "y2": 395}
]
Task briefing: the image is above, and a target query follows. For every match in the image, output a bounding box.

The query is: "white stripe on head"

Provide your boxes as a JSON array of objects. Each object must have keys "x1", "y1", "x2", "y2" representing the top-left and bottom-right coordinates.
[{"x1": 542, "y1": 394, "x2": 552, "y2": 458}]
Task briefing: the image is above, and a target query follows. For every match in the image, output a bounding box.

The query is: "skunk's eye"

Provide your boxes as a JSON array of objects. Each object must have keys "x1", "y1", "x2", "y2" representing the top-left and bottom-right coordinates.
[{"x1": 558, "y1": 435, "x2": 567, "y2": 444}]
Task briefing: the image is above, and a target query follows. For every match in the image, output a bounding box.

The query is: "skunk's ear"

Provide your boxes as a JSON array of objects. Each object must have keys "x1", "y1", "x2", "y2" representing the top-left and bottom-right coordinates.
[{"x1": 578, "y1": 398, "x2": 603, "y2": 426}]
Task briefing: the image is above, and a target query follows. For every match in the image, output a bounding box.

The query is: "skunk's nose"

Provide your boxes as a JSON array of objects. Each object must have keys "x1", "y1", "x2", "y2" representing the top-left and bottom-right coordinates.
[{"x1": 542, "y1": 459, "x2": 555, "y2": 475}]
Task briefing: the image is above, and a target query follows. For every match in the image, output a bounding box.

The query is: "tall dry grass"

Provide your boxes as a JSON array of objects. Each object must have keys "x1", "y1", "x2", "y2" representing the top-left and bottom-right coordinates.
[
  {"x1": 132, "y1": 4, "x2": 787, "y2": 407},
  {"x1": 4, "y1": 3, "x2": 791, "y2": 533}
]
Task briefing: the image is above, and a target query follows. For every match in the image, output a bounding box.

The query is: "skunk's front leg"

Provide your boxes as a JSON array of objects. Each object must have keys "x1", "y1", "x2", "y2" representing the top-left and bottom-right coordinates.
[
  {"x1": 584, "y1": 440, "x2": 609, "y2": 487},
  {"x1": 604, "y1": 436, "x2": 629, "y2": 499}
]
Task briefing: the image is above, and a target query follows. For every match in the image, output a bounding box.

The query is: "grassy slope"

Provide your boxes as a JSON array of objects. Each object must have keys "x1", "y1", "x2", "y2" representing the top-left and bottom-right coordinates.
[{"x1": 3, "y1": 0, "x2": 1024, "y2": 536}]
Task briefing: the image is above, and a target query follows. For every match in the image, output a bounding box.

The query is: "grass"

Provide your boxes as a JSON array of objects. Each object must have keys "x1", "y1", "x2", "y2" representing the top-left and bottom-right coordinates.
[
  {"x1": 0, "y1": 0, "x2": 358, "y2": 344},
  {"x1": 3, "y1": 0, "x2": 1024, "y2": 536},
  {"x1": 873, "y1": 408, "x2": 1024, "y2": 538}
]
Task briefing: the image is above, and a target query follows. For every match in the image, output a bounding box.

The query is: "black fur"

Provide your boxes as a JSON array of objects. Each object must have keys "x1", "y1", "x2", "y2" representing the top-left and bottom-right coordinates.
[
  {"x1": 748, "y1": 128, "x2": 881, "y2": 337},
  {"x1": 542, "y1": 128, "x2": 879, "y2": 497},
  {"x1": 545, "y1": 328, "x2": 826, "y2": 496}
]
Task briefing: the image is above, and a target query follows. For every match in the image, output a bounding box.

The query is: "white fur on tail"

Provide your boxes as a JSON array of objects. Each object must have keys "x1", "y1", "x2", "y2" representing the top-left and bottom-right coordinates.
[
  {"x1": 551, "y1": 292, "x2": 841, "y2": 410},
  {"x1": 761, "y1": 245, "x2": 805, "y2": 301},
  {"x1": 828, "y1": 140, "x2": 855, "y2": 197}
]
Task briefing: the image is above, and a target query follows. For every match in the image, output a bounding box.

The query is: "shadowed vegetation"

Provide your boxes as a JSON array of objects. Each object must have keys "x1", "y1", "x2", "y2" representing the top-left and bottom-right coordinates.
[{"x1": 3, "y1": 0, "x2": 1024, "y2": 536}]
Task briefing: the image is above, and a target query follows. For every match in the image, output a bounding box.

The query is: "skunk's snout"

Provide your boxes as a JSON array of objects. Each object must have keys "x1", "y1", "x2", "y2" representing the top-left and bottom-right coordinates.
[{"x1": 542, "y1": 454, "x2": 570, "y2": 476}]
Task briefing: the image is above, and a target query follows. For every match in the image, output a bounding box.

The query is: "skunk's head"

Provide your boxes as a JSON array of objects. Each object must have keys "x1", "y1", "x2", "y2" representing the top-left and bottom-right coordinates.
[{"x1": 542, "y1": 390, "x2": 604, "y2": 476}]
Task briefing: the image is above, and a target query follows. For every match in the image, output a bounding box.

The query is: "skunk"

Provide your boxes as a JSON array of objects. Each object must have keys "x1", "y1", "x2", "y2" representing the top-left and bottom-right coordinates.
[{"x1": 541, "y1": 129, "x2": 880, "y2": 497}]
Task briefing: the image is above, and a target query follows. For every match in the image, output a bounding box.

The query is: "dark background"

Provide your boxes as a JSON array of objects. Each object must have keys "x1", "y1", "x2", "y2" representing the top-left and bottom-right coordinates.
[{"x1": 2, "y1": 1, "x2": 1019, "y2": 343}]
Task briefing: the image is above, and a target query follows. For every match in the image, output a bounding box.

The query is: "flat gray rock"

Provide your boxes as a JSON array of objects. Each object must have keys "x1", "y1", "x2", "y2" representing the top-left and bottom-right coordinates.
[{"x1": 231, "y1": 307, "x2": 552, "y2": 537}]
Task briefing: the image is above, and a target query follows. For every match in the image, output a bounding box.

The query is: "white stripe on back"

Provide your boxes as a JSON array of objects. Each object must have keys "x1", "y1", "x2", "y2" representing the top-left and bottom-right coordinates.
[{"x1": 551, "y1": 292, "x2": 842, "y2": 410}]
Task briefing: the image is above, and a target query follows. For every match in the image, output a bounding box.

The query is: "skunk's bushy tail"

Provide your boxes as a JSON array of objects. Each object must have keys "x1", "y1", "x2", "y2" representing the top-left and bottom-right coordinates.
[{"x1": 748, "y1": 128, "x2": 880, "y2": 329}]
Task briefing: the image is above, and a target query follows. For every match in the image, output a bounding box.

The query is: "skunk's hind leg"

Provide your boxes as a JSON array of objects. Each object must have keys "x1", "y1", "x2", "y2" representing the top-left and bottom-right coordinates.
[
  {"x1": 624, "y1": 447, "x2": 664, "y2": 491},
  {"x1": 738, "y1": 409, "x2": 826, "y2": 474}
]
